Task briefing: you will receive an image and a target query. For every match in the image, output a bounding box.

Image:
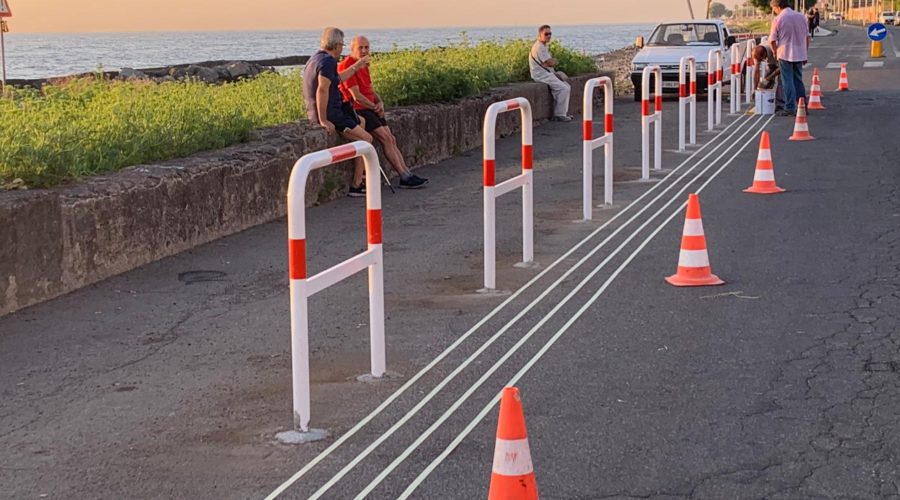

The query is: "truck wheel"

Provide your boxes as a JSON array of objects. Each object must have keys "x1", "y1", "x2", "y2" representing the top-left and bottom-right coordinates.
[{"x1": 633, "y1": 85, "x2": 642, "y2": 102}]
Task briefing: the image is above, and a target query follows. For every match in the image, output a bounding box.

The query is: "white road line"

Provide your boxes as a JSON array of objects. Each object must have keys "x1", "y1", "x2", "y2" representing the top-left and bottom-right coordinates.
[
  {"x1": 265, "y1": 113, "x2": 750, "y2": 500},
  {"x1": 355, "y1": 115, "x2": 767, "y2": 499},
  {"x1": 825, "y1": 62, "x2": 845, "y2": 69},
  {"x1": 863, "y1": 61, "x2": 884, "y2": 68},
  {"x1": 398, "y1": 114, "x2": 774, "y2": 499},
  {"x1": 308, "y1": 115, "x2": 758, "y2": 499}
]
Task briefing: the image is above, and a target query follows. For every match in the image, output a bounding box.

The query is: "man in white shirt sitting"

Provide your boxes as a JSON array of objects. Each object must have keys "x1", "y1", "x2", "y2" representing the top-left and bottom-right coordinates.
[{"x1": 529, "y1": 25, "x2": 572, "y2": 122}]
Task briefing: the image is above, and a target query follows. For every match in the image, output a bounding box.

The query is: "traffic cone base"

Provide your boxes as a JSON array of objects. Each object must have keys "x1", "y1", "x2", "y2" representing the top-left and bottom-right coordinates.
[
  {"x1": 744, "y1": 132, "x2": 786, "y2": 194},
  {"x1": 789, "y1": 98, "x2": 815, "y2": 141},
  {"x1": 665, "y1": 194, "x2": 725, "y2": 287},
  {"x1": 488, "y1": 387, "x2": 538, "y2": 500}
]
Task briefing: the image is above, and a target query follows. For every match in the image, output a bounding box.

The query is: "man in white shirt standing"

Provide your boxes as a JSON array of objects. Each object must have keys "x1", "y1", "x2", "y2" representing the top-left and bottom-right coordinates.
[{"x1": 529, "y1": 25, "x2": 572, "y2": 122}]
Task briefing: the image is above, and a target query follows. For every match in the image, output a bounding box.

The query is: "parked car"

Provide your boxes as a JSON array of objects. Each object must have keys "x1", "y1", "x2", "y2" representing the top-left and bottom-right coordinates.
[
  {"x1": 631, "y1": 20, "x2": 739, "y2": 101},
  {"x1": 829, "y1": 12, "x2": 843, "y2": 21},
  {"x1": 878, "y1": 11, "x2": 895, "y2": 25},
  {"x1": 895, "y1": 11, "x2": 900, "y2": 25}
]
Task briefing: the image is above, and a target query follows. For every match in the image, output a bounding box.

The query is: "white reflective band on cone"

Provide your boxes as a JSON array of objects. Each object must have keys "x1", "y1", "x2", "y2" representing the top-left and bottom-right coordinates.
[
  {"x1": 678, "y1": 249, "x2": 711, "y2": 268},
  {"x1": 754, "y1": 169, "x2": 775, "y2": 181},
  {"x1": 682, "y1": 218, "x2": 705, "y2": 236},
  {"x1": 795, "y1": 123, "x2": 809, "y2": 132},
  {"x1": 757, "y1": 149, "x2": 772, "y2": 161},
  {"x1": 492, "y1": 438, "x2": 534, "y2": 476}
]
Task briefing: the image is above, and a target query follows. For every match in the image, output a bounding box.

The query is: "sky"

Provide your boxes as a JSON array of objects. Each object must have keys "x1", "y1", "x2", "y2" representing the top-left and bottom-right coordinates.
[{"x1": 8, "y1": 0, "x2": 744, "y2": 33}]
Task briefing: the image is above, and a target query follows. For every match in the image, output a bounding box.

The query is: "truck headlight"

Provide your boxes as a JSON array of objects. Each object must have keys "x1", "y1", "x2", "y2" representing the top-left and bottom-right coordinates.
[
  {"x1": 696, "y1": 62, "x2": 708, "y2": 72},
  {"x1": 632, "y1": 63, "x2": 647, "y2": 72}
]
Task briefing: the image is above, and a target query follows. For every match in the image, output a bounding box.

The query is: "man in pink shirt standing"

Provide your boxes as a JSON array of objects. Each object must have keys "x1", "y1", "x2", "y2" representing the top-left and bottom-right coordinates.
[{"x1": 768, "y1": 0, "x2": 811, "y2": 116}]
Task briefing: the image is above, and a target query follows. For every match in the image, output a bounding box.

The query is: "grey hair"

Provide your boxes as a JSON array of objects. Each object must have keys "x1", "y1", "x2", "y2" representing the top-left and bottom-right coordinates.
[
  {"x1": 320, "y1": 27, "x2": 345, "y2": 51},
  {"x1": 770, "y1": 0, "x2": 790, "y2": 8}
]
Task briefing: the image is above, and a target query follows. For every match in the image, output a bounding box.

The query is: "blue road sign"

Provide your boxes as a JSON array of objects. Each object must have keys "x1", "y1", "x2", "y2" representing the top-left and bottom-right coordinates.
[{"x1": 868, "y1": 23, "x2": 888, "y2": 41}]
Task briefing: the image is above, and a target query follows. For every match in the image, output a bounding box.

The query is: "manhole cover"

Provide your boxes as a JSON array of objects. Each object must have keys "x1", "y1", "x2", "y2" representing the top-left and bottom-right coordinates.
[{"x1": 178, "y1": 270, "x2": 227, "y2": 284}]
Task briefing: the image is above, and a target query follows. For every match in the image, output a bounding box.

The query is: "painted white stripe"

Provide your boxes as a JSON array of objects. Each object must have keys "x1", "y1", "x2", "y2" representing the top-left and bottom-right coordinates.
[
  {"x1": 491, "y1": 438, "x2": 533, "y2": 476},
  {"x1": 682, "y1": 218, "x2": 705, "y2": 236},
  {"x1": 754, "y1": 169, "x2": 775, "y2": 181},
  {"x1": 863, "y1": 61, "x2": 884, "y2": 68},
  {"x1": 678, "y1": 249, "x2": 711, "y2": 268},
  {"x1": 826, "y1": 62, "x2": 844, "y2": 69},
  {"x1": 348, "y1": 116, "x2": 769, "y2": 500},
  {"x1": 756, "y1": 149, "x2": 772, "y2": 161},
  {"x1": 398, "y1": 115, "x2": 775, "y2": 499}
]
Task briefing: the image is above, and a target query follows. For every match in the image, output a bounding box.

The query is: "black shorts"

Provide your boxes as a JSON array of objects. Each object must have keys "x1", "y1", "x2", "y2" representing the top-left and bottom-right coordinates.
[
  {"x1": 328, "y1": 102, "x2": 361, "y2": 133},
  {"x1": 356, "y1": 108, "x2": 388, "y2": 133}
]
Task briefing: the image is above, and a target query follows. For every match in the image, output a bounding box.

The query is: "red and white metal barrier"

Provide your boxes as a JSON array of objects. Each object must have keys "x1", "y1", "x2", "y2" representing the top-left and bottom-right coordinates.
[
  {"x1": 641, "y1": 65, "x2": 662, "y2": 181},
  {"x1": 707, "y1": 49, "x2": 723, "y2": 131},
  {"x1": 744, "y1": 39, "x2": 756, "y2": 105},
  {"x1": 285, "y1": 141, "x2": 385, "y2": 439},
  {"x1": 678, "y1": 56, "x2": 697, "y2": 152},
  {"x1": 482, "y1": 97, "x2": 534, "y2": 291},
  {"x1": 730, "y1": 43, "x2": 745, "y2": 115},
  {"x1": 582, "y1": 76, "x2": 614, "y2": 219}
]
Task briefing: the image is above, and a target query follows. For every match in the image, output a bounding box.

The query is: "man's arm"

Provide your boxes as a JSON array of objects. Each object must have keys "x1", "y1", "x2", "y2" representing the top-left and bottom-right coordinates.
[
  {"x1": 347, "y1": 85, "x2": 378, "y2": 110},
  {"x1": 339, "y1": 56, "x2": 370, "y2": 82},
  {"x1": 316, "y1": 75, "x2": 335, "y2": 132}
]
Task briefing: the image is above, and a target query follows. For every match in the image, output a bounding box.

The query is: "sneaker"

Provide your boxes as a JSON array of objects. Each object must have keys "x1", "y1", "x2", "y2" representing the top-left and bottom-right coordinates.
[
  {"x1": 776, "y1": 109, "x2": 795, "y2": 117},
  {"x1": 399, "y1": 174, "x2": 428, "y2": 189},
  {"x1": 551, "y1": 115, "x2": 573, "y2": 122},
  {"x1": 348, "y1": 184, "x2": 366, "y2": 197}
]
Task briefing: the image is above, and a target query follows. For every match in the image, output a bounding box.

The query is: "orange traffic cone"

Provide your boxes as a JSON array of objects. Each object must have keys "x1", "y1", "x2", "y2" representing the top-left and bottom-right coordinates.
[
  {"x1": 488, "y1": 387, "x2": 538, "y2": 500},
  {"x1": 837, "y1": 63, "x2": 850, "y2": 91},
  {"x1": 744, "y1": 132, "x2": 786, "y2": 194},
  {"x1": 665, "y1": 194, "x2": 724, "y2": 287},
  {"x1": 808, "y1": 70, "x2": 826, "y2": 110},
  {"x1": 788, "y1": 98, "x2": 815, "y2": 141}
]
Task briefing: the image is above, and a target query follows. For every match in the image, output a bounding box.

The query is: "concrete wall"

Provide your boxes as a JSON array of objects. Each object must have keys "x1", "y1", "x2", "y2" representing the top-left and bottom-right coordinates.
[{"x1": 0, "y1": 73, "x2": 609, "y2": 316}]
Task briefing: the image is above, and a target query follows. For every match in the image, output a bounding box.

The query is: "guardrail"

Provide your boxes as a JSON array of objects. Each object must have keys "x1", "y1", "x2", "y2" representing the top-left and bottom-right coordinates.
[
  {"x1": 284, "y1": 141, "x2": 386, "y2": 440},
  {"x1": 641, "y1": 65, "x2": 663, "y2": 180},
  {"x1": 678, "y1": 56, "x2": 697, "y2": 152},
  {"x1": 582, "y1": 76, "x2": 615, "y2": 219},
  {"x1": 482, "y1": 97, "x2": 535, "y2": 291},
  {"x1": 707, "y1": 49, "x2": 724, "y2": 131}
]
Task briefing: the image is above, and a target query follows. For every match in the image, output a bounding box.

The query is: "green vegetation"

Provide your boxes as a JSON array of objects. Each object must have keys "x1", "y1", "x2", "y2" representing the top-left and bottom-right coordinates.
[{"x1": 0, "y1": 40, "x2": 595, "y2": 189}]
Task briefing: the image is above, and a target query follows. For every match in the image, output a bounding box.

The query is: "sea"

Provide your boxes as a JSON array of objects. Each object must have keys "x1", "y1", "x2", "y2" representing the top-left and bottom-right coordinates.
[{"x1": 1, "y1": 24, "x2": 654, "y2": 80}]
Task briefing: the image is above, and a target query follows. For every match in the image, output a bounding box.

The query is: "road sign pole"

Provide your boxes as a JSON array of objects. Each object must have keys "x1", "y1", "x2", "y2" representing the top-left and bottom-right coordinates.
[
  {"x1": 1, "y1": 26, "x2": 6, "y2": 90},
  {"x1": 871, "y1": 40, "x2": 884, "y2": 58}
]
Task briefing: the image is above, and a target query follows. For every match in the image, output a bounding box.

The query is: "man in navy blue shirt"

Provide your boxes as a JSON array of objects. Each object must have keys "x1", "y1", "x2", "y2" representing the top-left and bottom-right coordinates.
[{"x1": 303, "y1": 27, "x2": 372, "y2": 197}]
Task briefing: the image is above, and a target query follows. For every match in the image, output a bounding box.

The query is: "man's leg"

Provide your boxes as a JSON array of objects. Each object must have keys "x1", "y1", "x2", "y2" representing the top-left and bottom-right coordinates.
[
  {"x1": 548, "y1": 78, "x2": 571, "y2": 117},
  {"x1": 342, "y1": 126, "x2": 373, "y2": 188},
  {"x1": 779, "y1": 60, "x2": 797, "y2": 112},
  {"x1": 371, "y1": 125, "x2": 409, "y2": 177},
  {"x1": 793, "y1": 62, "x2": 806, "y2": 108}
]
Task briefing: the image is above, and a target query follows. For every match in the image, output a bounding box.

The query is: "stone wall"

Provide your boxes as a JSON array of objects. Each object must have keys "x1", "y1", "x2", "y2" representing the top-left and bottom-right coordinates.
[{"x1": 0, "y1": 73, "x2": 610, "y2": 316}]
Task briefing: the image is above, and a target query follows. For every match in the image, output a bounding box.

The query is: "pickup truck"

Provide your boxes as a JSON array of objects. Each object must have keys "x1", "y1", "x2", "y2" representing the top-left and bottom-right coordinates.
[{"x1": 630, "y1": 19, "x2": 740, "y2": 101}]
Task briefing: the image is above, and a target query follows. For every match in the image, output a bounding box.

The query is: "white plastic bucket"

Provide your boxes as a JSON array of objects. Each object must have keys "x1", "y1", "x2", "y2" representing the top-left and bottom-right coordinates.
[{"x1": 755, "y1": 89, "x2": 776, "y2": 115}]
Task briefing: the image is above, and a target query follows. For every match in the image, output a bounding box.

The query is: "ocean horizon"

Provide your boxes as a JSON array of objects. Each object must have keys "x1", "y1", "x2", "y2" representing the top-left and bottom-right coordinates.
[{"x1": 2, "y1": 23, "x2": 654, "y2": 80}]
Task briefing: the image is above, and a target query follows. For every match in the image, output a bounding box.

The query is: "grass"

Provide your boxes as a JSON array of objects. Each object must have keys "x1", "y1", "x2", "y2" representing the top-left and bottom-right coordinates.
[{"x1": 0, "y1": 40, "x2": 595, "y2": 189}]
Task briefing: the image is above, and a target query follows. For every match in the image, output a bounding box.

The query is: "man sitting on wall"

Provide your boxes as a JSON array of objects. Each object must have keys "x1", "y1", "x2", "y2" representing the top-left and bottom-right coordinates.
[
  {"x1": 339, "y1": 36, "x2": 428, "y2": 189},
  {"x1": 529, "y1": 24, "x2": 572, "y2": 122},
  {"x1": 302, "y1": 26, "x2": 373, "y2": 197}
]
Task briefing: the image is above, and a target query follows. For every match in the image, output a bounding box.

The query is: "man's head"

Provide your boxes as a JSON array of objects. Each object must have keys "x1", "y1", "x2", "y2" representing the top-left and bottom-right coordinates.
[
  {"x1": 769, "y1": 0, "x2": 790, "y2": 14},
  {"x1": 753, "y1": 45, "x2": 768, "y2": 61},
  {"x1": 320, "y1": 27, "x2": 345, "y2": 55},
  {"x1": 351, "y1": 36, "x2": 371, "y2": 59},
  {"x1": 537, "y1": 25, "x2": 552, "y2": 44}
]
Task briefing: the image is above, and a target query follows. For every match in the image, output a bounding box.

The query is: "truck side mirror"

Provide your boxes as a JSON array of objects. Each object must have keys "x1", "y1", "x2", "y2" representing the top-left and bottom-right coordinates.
[
  {"x1": 726, "y1": 35, "x2": 737, "y2": 47},
  {"x1": 635, "y1": 36, "x2": 645, "y2": 49}
]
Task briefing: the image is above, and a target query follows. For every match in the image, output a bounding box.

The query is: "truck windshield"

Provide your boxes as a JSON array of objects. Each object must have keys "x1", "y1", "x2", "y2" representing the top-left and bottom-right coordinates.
[{"x1": 648, "y1": 24, "x2": 720, "y2": 46}]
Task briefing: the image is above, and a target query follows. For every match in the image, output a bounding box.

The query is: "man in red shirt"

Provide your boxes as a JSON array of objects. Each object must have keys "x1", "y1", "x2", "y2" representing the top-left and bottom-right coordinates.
[{"x1": 339, "y1": 36, "x2": 428, "y2": 189}]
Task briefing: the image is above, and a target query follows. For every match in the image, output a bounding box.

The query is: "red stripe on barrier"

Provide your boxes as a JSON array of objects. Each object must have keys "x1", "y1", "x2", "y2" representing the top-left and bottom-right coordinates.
[
  {"x1": 483, "y1": 159, "x2": 496, "y2": 187},
  {"x1": 691, "y1": 82, "x2": 697, "y2": 95},
  {"x1": 367, "y1": 209, "x2": 383, "y2": 244},
  {"x1": 679, "y1": 83, "x2": 686, "y2": 98},
  {"x1": 717, "y1": 69, "x2": 723, "y2": 82},
  {"x1": 707, "y1": 74, "x2": 714, "y2": 85},
  {"x1": 605, "y1": 114, "x2": 614, "y2": 134},
  {"x1": 655, "y1": 96, "x2": 662, "y2": 112},
  {"x1": 641, "y1": 100, "x2": 649, "y2": 116},
  {"x1": 506, "y1": 99, "x2": 520, "y2": 111},
  {"x1": 288, "y1": 239, "x2": 307, "y2": 280},
  {"x1": 330, "y1": 143, "x2": 357, "y2": 163},
  {"x1": 583, "y1": 120, "x2": 593, "y2": 140},
  {"x1": 522, "y1": 145, "x2": 533, "y2": 170}
]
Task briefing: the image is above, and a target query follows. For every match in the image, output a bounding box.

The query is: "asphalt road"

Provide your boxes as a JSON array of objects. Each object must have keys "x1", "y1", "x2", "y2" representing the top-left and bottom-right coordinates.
[{"x1": 1, "y1": 23, "x2": 899, "y2": 499}]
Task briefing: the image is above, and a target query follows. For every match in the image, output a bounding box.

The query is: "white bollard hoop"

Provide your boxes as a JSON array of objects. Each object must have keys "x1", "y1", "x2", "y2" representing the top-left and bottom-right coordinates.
[
  {"x1": 678, "y1": 56, "x2": 697, "y2": 152},
  {"x1": 744, "y1": 39, "x2": 757, "y2": 105},
  {"x1": 707, "y1": 49, "x2": 724, "y2": 131},
  {"x1": 482, "y1": 97, "x2": 534, "y2": 291},
  {"x1": 582, "y1": 76, "x2": 614, "y2": 219},
  {"x1": 286, "y1": 141, "x2": 386, "y2": 435},
  {"x1": 641, "y1": 65, "x2": 663, "y2": 181}
]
